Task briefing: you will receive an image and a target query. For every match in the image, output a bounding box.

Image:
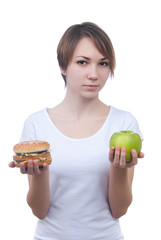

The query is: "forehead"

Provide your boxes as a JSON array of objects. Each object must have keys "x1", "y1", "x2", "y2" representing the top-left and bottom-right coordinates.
[{"x1": 73, "y1": 37, "x2": 105, "y2": 58}]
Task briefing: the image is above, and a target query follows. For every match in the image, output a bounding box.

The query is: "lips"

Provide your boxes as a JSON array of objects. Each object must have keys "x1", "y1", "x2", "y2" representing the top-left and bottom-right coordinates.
[
  {"x1": 83, "y1": 85, "x2": 100, "y2": 91},
  {"x1": 83, "y1": 84, "x2": 99, "y2": 87}
]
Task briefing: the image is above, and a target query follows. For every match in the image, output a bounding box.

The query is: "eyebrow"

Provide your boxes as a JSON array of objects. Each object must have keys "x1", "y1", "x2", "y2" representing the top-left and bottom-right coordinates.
[{"x1": 75, "y1": 56, "x2": 108, "y2": 61}]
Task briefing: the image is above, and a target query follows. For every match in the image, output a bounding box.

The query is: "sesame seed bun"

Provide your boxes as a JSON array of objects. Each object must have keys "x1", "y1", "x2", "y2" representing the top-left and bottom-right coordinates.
[{"x1": 13, "y1": 140, "x2": 50, "y2": 154}]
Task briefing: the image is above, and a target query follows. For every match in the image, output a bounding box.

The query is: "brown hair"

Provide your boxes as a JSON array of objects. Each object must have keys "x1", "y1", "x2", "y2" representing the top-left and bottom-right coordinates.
[{"x1": 57, "y1": 22, "x2": 116, "y2": 85}]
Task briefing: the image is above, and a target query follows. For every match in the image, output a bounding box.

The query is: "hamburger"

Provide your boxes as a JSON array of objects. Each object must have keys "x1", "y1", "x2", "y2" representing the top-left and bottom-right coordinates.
[{"x1": 13, "y1": 140, "x2": 52, "y2": 167}]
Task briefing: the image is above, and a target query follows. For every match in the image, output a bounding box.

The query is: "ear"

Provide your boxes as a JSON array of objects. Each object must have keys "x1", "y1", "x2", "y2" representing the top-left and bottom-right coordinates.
[{"x1": 60, "y1": 67, "x2": 66, "y2": 76}]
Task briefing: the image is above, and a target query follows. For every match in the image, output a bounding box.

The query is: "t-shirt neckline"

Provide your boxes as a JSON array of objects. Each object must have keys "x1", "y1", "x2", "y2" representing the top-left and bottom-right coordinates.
[{"x1": 44, "y1": 105, "x2": 113, "y2": 142}]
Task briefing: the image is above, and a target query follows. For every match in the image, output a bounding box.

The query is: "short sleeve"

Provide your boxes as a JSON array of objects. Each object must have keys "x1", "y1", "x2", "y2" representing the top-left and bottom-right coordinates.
[
  {"x1": 126, "y1": 113, "x2": 143, "y2": 141},
  {"x1": 19, "y1": 115, "x2": 36, "y2": 142}
]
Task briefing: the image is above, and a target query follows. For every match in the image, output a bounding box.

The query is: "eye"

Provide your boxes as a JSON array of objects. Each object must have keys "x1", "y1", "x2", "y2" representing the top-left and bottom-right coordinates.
[
  {"x1": 77, "y1": 60, "x2": 87, "y2": 65},
  {"x1": 100, "y1": 62, "x2": 109, "y2": 66}
]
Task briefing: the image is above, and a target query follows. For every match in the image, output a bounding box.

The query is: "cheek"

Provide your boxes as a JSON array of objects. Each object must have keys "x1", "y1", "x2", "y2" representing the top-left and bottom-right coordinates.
[
  {"x1": 68, "y1": 69, "x2": 84, "y2": 83},
  {"x1": 66, "y1": 72, "x2": 82, "y2": 88},
  {"x1": 100, "y1": 70, "x2": 110, "y2": 82}
]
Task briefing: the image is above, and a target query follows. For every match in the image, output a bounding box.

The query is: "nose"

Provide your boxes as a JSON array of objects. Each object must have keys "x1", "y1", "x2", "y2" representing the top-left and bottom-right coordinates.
[{"x1": 87, "y1": 65, "x2": 98, "y2": 80}]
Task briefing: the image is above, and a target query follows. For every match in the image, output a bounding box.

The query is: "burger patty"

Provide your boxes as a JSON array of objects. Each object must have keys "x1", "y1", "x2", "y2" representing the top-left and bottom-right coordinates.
[{"x1": 13, "y1": 151, "x2": 51, "y2": 162}]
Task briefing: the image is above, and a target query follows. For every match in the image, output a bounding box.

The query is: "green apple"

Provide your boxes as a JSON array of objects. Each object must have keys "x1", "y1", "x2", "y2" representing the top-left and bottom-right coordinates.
[{"x1": 109, "y1": 130, "x2": 142, "y2": 162}]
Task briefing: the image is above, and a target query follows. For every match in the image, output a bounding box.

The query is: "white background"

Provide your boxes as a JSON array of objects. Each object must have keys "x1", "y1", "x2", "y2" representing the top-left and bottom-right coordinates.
[{"x1": 1, "y1": 0, "x2": 161, "y2": 239}]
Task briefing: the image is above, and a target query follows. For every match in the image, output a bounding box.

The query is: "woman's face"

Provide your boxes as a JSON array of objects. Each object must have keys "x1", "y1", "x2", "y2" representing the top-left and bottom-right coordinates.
[{"x1": 61, "y1": 37, "x2": 111, "y2": 99}]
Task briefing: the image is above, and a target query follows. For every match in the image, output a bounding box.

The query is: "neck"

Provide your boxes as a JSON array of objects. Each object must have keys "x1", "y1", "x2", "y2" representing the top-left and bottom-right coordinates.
[{"x1": 61, "y1": 92, "x2": 102, "y2": 120}]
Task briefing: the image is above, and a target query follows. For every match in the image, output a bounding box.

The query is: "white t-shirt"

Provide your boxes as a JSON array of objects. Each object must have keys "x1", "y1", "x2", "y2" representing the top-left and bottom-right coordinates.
[{"x1": 20, "y1": 106, "x2": 143, "y2": 240}]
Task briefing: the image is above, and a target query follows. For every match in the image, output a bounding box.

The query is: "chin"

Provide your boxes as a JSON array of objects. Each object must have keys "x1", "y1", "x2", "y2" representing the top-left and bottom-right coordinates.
[{"x1": 80, "y1": 91, "x2": 99, "y2": 99}]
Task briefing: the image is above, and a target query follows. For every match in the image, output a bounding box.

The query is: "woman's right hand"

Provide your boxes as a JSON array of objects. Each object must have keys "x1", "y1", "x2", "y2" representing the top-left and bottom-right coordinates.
[{"x1": 8, "y1": 160, "x2": 49, "y2": 175}]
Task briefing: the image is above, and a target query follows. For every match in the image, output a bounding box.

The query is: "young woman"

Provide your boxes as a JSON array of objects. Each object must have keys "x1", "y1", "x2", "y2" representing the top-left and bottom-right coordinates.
[{"x1": 9, "y1": 22, "x2": 144, "y2": 240}]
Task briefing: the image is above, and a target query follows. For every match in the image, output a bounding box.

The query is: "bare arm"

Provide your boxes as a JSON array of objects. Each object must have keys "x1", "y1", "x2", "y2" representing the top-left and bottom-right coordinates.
[
  {"x1": 108, "y1": 146, "x2": 144, "y2": 219},
  {"x1": 26, "y1": 161, "x2": 50, "y2": 219},
  {"x1": 9, "y1": 160, "x2": 50, "y2": 219}
]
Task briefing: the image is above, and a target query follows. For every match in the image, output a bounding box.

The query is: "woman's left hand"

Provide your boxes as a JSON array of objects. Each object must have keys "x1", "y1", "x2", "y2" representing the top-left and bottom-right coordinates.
[{"x1": 109, "y1": 146, "x2": 144, "y2": 168}]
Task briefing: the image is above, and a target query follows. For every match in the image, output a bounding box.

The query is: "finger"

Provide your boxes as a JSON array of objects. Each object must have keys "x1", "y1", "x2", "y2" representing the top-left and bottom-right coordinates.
[
  {"x1": 113, "y1": 146, "x2": 121, "y2": 166},
  {"x1": 109, "y1": 147, "x2": 115, "y2": 162},
  {"x1": 8, "y1": 161, "x2": 16, "y2": 168},
  {"x1": 20, "y1": 162, "x2": 27, "y2": 174},
  {"x1": 42, "y1": 163, "x2": 49, "y2": 172},
  {"x1": 131, "y1": 149, "x2": 138, "y2": 165},
  {"x1": 138, "y1": 152, "x2": 144, "y2": 158},
  {"x1": 33, "y1": 161, "x2": 41, "y2": 175},
  {"x1": 27, "y1": 160, "x2": 34, "y2": 175},
  {"x1": 120, "y1": 147, "x2": 126, "y2": 168}
]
